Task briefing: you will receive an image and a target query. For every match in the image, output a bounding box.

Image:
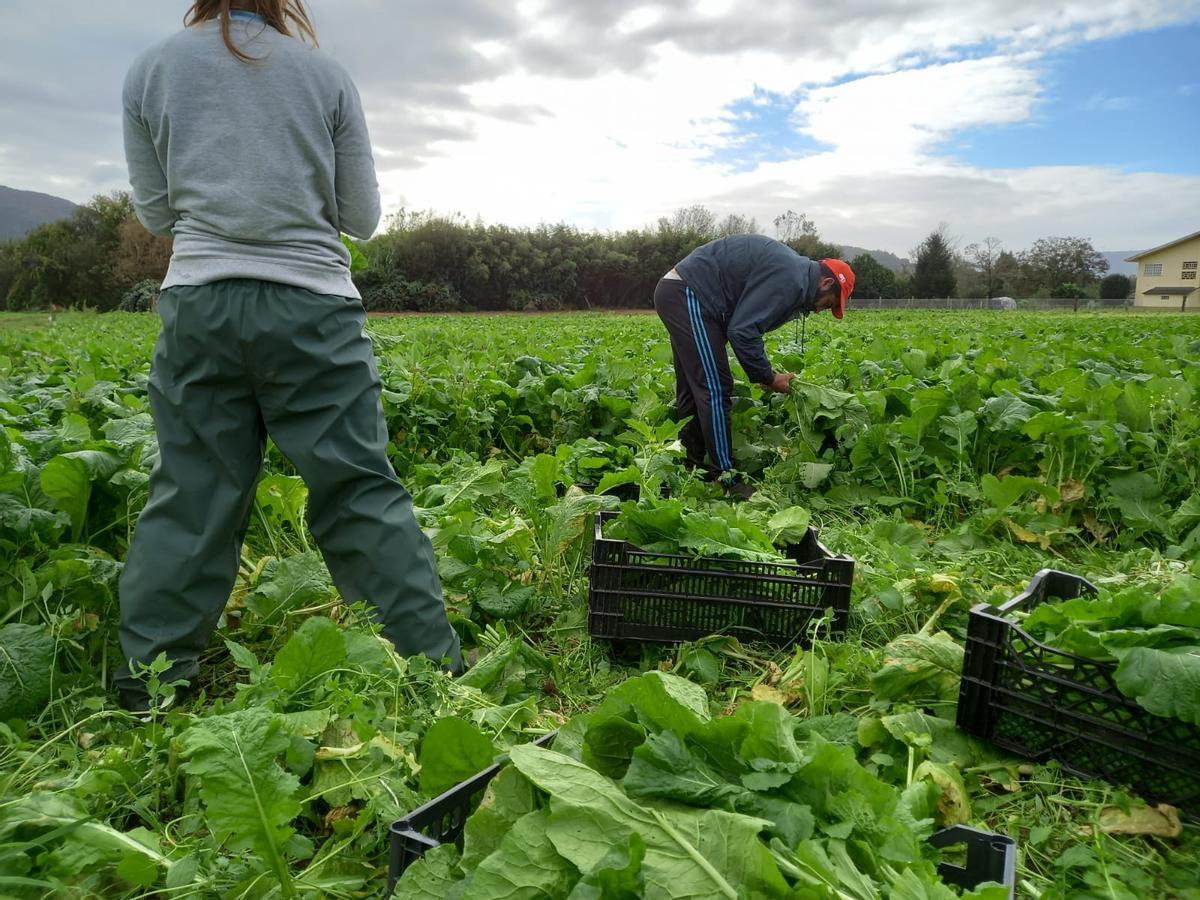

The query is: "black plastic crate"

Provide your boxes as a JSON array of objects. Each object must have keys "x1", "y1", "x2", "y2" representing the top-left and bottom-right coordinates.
[
  {"x1": 587, "y1": 509, "x2": 853, "y2": 647},
  {"x1": 387, "y1": 733, "x2": 1016, "y2": 896},
  {"x1": 958, "y1": 569, "x2": 1200, "y2": 814}
]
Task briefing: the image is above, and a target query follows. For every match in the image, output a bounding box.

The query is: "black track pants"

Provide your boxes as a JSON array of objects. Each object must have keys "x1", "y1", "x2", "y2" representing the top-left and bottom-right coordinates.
[{"x1": 653, "y1": 278, "x2": 734, "y2": 476}]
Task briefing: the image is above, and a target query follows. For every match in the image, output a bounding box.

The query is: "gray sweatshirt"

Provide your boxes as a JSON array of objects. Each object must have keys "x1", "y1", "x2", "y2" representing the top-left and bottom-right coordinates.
[{"x1": 122, "y1": 13, "x2": 380, "y2": 298}]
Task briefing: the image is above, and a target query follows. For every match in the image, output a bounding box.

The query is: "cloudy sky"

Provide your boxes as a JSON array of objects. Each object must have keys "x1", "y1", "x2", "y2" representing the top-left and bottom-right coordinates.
[{"x1": 1, "y1": 0, "x2": 1198, "y2": 255}]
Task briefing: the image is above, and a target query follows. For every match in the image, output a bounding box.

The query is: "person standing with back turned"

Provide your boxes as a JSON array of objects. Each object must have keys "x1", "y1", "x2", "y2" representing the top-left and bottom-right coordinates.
[
  {"x1": 656, "y1": 234, "x2": 854, "y2": 498},
  {"x1": 117, "y1": 0, "x2": 463, "y2": 710}
]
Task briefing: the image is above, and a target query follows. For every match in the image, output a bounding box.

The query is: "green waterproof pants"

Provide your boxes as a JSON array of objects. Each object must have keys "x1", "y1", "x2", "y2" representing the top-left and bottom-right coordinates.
[{"x1": 116, "y1": 279, "x2": 462, "y2": 698}]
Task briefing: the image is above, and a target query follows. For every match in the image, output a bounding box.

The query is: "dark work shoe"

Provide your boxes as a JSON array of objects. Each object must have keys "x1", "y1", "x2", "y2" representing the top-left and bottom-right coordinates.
[
  {"x1": 117, "y1": 682, "x2": 193, "y2": 714},
  {"x1": 722, "y1": 479, "x2": 757, "y2": 501}
]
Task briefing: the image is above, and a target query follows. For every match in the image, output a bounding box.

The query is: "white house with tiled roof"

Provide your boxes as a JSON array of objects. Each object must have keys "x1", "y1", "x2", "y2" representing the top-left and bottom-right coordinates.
[{"x1": 1126, "y1": 231, "x2": 1200, "y2": 310}]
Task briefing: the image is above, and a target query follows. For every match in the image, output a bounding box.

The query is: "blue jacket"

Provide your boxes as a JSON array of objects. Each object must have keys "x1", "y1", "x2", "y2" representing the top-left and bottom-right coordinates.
[{"x1": 675, "y1": 234, "x2": 821, "y2": 384}]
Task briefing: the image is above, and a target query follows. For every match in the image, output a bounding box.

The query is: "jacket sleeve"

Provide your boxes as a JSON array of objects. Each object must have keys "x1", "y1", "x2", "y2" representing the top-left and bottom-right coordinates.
[
  {"x1": 333, "y1": 74, "x2": 382, "y2": 239},
  {"x1": 122, "y1": 68, "x2": 176, "y2": 237},
  {"x1": 726, "y1": 282, "x2": 799, "y2": 384}
]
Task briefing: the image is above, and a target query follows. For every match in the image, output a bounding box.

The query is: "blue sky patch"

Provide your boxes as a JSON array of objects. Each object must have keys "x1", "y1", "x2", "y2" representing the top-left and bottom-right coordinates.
[
  {"x1": 708, "y1": 87, "x2": 830, "y2": 172},
  {"x1": 945, "y1": 23, "x2": 1200, "y2": 174}
]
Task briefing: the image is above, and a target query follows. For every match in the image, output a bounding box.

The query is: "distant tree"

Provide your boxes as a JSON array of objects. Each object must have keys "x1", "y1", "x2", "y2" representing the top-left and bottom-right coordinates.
[
  {"x1": 1098, "y1": 273, "x2": 1132, "y2": 300},
  {"x1": 714, "y1": 213, "x2": 758, "y2": 237},
  {"x1": 964, "y1": 237, "x2": 1004, "y2": 299},
  {"x1": 773, "y1": 210, "x2": 819, "y2": 243},
  {"x1": 849, "y1": 253, "x2": 896, "y2": 299},
  {"x1": 113, "y1": 217, "x2": 173, "y2": 288},
  {"x1": 993, "y1": 250, "x2": 1023, "y2": 296},
  {"x1": 1020, "y1": 236, "x2": 1108, "y2": 294},
  {"x1": 912, "y1": 228, "x2": 957, "y2": 298},
  {"x1": 657, "y1": 205, "x2": 717, "y2": 239}
]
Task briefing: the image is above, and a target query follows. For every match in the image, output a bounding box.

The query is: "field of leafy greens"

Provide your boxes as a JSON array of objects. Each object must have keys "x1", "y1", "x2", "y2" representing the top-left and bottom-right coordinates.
[{"x1": 1, "y1": 309, "x2": 1198, "y2": 899}]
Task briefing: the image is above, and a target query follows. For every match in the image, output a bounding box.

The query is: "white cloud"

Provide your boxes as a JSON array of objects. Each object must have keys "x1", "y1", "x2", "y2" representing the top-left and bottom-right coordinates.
[{"x1": 1, "y1": 0, "x2": 1199, "y2": 251}]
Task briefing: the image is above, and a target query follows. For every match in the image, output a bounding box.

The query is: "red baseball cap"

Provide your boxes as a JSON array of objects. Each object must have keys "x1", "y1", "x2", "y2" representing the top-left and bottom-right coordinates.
[{"x1": 820, "y1": 258, "x2": 855, "y2": 319}]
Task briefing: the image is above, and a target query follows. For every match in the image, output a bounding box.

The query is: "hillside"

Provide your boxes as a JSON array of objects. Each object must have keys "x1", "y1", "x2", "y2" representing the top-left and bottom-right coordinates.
[
  {"x1": 0, "y1": 185, "x2": 78, "y2": 239},
  {"x1": 839, "y1": 244, "x2": 909, "y2": 272}
]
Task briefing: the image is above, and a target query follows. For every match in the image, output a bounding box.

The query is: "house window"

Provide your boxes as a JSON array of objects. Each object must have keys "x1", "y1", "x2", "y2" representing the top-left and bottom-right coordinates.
[
  {"x1": 1144, "y1": 263, "x2": 1163, "y2": 276},
  {"x1": 1184, "y1": 261, "x2": 1198, "y2": 280}
]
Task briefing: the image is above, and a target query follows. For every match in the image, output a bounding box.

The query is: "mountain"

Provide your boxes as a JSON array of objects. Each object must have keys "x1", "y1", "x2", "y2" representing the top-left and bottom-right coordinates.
[
  {"x1": 839, "y1": 245, "x2": 910, "y2": 272},
  {"x1": 1100, "y1": 251, "x2": 1139, "y2": 277},
  {"x1": 0, "y1": 186, "x2": 78, "y2": 239}
]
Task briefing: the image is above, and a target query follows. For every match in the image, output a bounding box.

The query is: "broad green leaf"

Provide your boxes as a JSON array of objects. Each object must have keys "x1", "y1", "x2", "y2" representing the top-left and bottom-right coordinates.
[
  {"x1": 419, "y1": 717, "x2": 497, "y2": 796},
  {"x1": 595, "y1": 466, "x2": 642, "y2": 496},
  {"x1": 246, "y1": 551, "x2": 333, "y2": 621},
  {"x1": 983, "y1": 394, "x2": 1038, "y2": 431},
  {"x1": 180, "y1": 708, "x2": 301, "y2": 890},
  {"x1": 255, "y1": 474, "x2": 309, "y2": 537},
  {"x1": 1113, "y1": 647, "x2": 1200, "y2": 725},
  {"x1": 463, "y1": 809, "x2": 580, "y2": 899},
  {"x1": 462, "y1": 765, "x2": 539, "y2": 871},
  {"x1": 980, "y1": 474, "x2": 1058, "y2": 516},
  {"x1": 0, "y1": 623, "x2": 55, "y2": 719},
  {"x1": 767, "y1": 506, "x2": 811, "y2": 545},
  {"x1": 623, "y1": 730, "x2": 748, "y2": 808},
  {"x1": 391, "y1": 844, "x2": 465, "y2": 900},
  {"x1": 611, "y1": 671, "x2": 710, "y2": 739},
  {"x1": 271, "y1": 616, "x2": 346, "y2": 693},
  {"x1": 340, "y1": 234, "x2": 368, "y2": 273},
  {"x1": 568, "y1": 832, "x2": 645, "y2": 900},
  {"x1": 582, "y1": 716, "x2": 647, "y2": 780},
  {"x1": 510, "y1": 745, "x2": 788, "y2": 900},
  {"x1": 39, "y1": 451, "x2": 121, "y2": 540},
  {"x1": 871, "y1": 632, "x2": 964, "y2": 707}
]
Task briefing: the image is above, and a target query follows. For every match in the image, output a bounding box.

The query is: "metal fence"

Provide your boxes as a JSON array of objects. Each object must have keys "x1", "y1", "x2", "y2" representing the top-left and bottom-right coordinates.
[{"x1": 850, "y1": 297, "x2": 1135, "y2": 311}]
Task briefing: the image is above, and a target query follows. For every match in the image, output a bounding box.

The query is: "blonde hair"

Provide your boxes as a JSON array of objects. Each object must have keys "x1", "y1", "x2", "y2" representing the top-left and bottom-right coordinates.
[{"x1": 185, "y1": 1, "x2": 318, "y2": 61}]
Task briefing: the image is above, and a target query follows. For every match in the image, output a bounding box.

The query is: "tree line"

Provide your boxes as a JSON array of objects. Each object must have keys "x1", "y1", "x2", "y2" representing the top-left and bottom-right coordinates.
[{"x1": 0, "y1": 193, "x2": 1128, "y2": 312}]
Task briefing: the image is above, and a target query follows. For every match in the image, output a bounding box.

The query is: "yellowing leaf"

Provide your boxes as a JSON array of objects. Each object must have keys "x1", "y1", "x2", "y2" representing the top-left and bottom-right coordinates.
[
  {"x1": 1003, "y1": 517, "x2": 1051, "y2": 550},
  {"x1": 1098, "y1": 803, "x2": 1182, "y2": 838}
]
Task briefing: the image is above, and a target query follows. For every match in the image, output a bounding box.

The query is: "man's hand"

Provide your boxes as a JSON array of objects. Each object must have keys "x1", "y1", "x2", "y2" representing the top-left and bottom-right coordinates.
[{"x1": 760, "y1": 372, "x2": 795, "y2": 394}]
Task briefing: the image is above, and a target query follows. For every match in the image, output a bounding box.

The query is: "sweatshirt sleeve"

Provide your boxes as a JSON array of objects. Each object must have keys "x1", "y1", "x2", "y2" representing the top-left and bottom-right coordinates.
[
  {"x1": 333, "y1": 75, "x2": 382, "y2": 239},
  {"x1": 122, "y1": 66, "x2": 176, "y2": 237},
  {"x1": 726, "y1": 252, "x2": 817, "y2": 383}
]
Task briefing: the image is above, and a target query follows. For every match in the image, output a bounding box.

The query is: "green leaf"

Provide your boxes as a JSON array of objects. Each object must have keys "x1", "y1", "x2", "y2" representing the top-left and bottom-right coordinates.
[
  {"x1": 463, "y1": 809, "x2": 581, "y2": 899},
  {"x1": 622, "y1": 730, "x2": 748, "y2": 808},
  {"x1": 180, "y1": 708, "x2": 301, "y2": 891},
  {"x1": 246, "y1": 551, "x2": 333, "y2": 621},
  {"x1": 0, "y1": 624, "x2": 55, "y2": 719},
  {"x1": 595, "y1": 466, "x2": 642, "y2": 496},
  {"x1": 766, "y1": 506, "x2": 811, "y2": 546},
  {"x1": 462, "y1": 765, "x2": 539, "y2": 871},
  {"x1": 568, "y1": 832, "x2": 645, "y2": 900},
  {"x1": 39, "y1": 451, "x2": 121, "y2": 540},
  {"x1": 582, "y1": 716, "x2": 647, "y2": 780},
  {"x1": 271, "y1": 616, "x2": 346, "y2": 693},
  {"x1": 1113, "y1": 647, "x2": 1200, "y2": 725},
  {"x1": 509, "y1": 745, "x2": 788, "y2": 900},
  {"x1": 611, "y1": 671, "x2": 710, "y2": 739},
  {"x1": 980, "y1": 474, "x2": 1059, "y2": 517},
  {"x1": 419, "y1": 717, "x2": 497, "y2": 796},
  {"x1": 340, "y1": 234, "x2": 368, "y2": 273},
  {"x1": 871, "y1": 632, "x2": 964, "y2": 707},
  {"x1": 1106, "y1": 472, "x2": 1171, "y2": 535},
  {"x1": 256, "y1": 474, "x2": 309, "y2": 537},
  {"x1": 392, "y1": 844, "x2": 465, "y2": 900}
]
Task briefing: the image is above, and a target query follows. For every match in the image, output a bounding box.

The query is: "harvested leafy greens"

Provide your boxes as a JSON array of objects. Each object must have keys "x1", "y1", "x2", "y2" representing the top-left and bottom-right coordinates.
[
  {"x1": 1018, "y1": 574, "x2": 1200, "y2": 726},
  {"x1": 603, "y1": 498, "x2": 813, "y2": 563},
  {"x1": 394, "y1": 671, "x2": 1009, "y2": 899}
]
